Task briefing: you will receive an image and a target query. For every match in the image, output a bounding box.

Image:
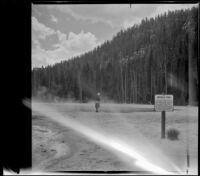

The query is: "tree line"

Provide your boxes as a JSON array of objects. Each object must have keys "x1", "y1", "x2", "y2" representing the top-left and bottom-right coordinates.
[{"x1": 32, "y1": 7, "x2": 198, "y2": 105}]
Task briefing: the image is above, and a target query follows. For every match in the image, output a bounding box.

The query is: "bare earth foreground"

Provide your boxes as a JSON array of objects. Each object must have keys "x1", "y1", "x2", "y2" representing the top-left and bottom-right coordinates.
[{"x1": 32, "y1": 102, "x2": 198, "y2": 174}]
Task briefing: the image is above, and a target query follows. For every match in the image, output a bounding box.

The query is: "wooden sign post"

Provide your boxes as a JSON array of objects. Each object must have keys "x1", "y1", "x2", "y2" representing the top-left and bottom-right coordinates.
[
  {"x1": 161, "y1": 111, "x2": 166, "y2": 138},
  {"x1": 155, "y1": 94, "x2": 173, "y2": 139}
]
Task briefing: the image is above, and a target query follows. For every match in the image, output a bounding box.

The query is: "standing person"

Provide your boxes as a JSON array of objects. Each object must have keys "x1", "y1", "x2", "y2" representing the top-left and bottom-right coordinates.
[{"x1": 95, "y1": 92, "x2": 101, "y2": 112}]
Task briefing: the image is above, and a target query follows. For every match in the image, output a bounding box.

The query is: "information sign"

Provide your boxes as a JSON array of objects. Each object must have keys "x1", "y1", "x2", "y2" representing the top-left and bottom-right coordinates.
[{"x1": 155, "y1": 94, "x2": 174, "y2": 111}]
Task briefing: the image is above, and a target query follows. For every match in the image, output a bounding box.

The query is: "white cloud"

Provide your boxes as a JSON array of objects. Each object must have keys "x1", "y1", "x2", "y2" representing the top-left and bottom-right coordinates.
[
  {"x1": 46, "y1": 4, "x2": 198, "y2": 29},
  {"x1": 32, "y1": 17, "x2": 99, "y2": 68},
  {"x1": 32, "y1": 16, "x2": 56, "y2": 40},
  {"x1": 47, "y1": 4, "x2": 114, "y2": 26},
  {"x1": 45, "y1": 4, "x2": 157, "y2": 28},
  {"x1": 59, "y1": 31, "x2": 97, "y2": 52}
]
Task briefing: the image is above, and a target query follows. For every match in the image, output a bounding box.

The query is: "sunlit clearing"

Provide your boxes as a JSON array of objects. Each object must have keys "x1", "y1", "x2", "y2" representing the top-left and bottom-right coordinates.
[
  {"x1": 103, "y1": 104, "x2": 183, "y2": 174},
  {"x1": 25, "y1": 99, "x2": 182, "y2": 174}
]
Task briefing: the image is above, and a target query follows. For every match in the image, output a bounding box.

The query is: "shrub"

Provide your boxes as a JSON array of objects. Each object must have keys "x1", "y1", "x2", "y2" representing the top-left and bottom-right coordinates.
[{"x1": 167, "y1": 128, "x2": 180, "y2": 141}]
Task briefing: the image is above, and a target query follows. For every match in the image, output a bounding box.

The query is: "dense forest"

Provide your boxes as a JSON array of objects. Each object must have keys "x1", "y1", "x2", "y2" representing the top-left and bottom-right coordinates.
[{"x1": 32, "y1": 7, "x2": 198, "y2": 105}]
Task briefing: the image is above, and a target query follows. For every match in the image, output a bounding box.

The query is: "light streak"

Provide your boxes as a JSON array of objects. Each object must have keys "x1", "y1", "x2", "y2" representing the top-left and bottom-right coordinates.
[{"x1": 24, "y1": 100, "x2": 181, "y2": 174}]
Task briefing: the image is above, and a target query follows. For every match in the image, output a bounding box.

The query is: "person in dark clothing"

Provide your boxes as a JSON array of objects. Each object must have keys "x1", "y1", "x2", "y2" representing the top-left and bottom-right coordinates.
[{"x1": 95, "y1": 92, "x2": 100, "y2": 112}]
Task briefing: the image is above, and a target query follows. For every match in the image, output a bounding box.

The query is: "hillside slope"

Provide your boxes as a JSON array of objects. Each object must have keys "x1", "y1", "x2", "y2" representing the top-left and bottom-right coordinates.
[{"x1": 32, "y1": 7, "x2": 198, "y2": 105}]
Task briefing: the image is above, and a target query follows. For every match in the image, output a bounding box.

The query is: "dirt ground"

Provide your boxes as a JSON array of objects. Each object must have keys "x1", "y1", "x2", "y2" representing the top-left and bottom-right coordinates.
[{"x1": 32, "y1": 102, "x2": 198, "y2": 174}]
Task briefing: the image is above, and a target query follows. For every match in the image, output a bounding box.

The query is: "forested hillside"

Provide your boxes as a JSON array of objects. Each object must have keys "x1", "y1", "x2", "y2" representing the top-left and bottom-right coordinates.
[{"x1": 32, "y1": 7, "x2": 198, "y2": 105}]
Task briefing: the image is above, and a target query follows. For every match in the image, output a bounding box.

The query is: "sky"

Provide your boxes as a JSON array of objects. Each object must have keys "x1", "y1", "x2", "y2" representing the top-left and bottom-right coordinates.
[{"x1": 32, "y1": 3, "x2": 198, "y2": 68}]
